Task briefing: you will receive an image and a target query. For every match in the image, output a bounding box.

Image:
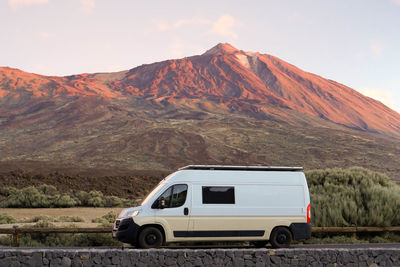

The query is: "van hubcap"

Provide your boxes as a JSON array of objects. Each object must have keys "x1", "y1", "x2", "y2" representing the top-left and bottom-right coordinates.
[
  {"x1": 146, "y1": 234, "x2": 157, "y2": 244},
  {"x1": 277, "y1": 233, "x2": 287, "y2": 244}
]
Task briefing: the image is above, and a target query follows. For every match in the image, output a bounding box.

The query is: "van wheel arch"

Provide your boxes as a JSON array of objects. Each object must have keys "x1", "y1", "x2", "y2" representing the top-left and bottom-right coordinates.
[
  {"x1": 137, "y1": 224, "x2": 166, "y2": 246},
  {"x1": 269, "y1": 226, "x2": 293, "y2": 248}
]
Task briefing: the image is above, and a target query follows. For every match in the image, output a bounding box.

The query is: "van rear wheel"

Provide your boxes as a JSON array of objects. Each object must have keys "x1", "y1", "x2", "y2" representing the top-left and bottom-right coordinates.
[
  {"x1": 270, "y1": 227, "x2": 292, "y2": 248},
  {"x1": 138, "y1": 227, "x2": 163, "y2": 248}
]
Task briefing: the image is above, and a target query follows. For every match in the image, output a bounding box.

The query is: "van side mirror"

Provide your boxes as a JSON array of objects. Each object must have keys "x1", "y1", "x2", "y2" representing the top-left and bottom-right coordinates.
[
  {"x1": 151, "y1": 197, "x2": 168, "y2": 209},
  {"x1": 159, "y1": 197, "x2": 167, "y2": 209}
]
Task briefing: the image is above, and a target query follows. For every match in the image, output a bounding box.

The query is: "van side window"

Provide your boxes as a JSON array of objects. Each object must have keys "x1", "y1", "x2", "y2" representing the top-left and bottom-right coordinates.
[
  {"x1": 202, "y1": 186, "x2": 235, "y2": 204},
  {"x1": 152, "y1": 184, "x2": 188, "y2": 208}
]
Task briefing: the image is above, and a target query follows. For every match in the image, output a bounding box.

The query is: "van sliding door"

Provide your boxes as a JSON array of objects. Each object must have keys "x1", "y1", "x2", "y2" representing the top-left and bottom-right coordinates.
[{"x1": 187, "y1": 185, "x2": 265, "y2": 239}]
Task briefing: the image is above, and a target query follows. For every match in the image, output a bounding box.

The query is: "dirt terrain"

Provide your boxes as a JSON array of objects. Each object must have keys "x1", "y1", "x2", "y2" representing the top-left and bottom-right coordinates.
[
  {"x1": 1, "y1": 43, "x2": 400, "y2": 187},
  {"x1": 0, "y1": 168, "x2": 166, "y2": 199}
]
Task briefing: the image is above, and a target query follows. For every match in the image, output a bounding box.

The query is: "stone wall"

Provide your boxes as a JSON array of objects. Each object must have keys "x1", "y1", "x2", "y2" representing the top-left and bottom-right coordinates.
[{"x1": 0, "y1": 247, "x2": 399, "y2": 266}]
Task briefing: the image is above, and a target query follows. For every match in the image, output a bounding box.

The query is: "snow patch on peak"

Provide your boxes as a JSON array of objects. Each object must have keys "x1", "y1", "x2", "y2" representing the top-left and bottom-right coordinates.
[
  {"x1": 245, "y1": 51, "x2": 259, "y2": 57},
  {"x1": 235, "y1": 54, "x2": 250, "y2": 69}
]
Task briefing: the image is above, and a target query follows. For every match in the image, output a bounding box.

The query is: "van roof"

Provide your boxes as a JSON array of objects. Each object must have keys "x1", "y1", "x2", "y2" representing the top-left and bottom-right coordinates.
[{"x1": 179, "y1": 165, "x2": 303, "y2": 171}]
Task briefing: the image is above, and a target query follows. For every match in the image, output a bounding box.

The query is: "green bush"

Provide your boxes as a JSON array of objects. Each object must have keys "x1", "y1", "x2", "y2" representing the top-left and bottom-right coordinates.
[
  {"x1": 0, "y1": 236, "x2": 11, "y2": 246},
  {"x1": 0, "y1": 186, "x2": 17, "y2": 197},
  {"x1": 92, "y1": 211, "x2": 117, "y2": 225},
  {"x1": 27, "y1": 215, "x2": 53, "y2": 223},
  {"x1": 32, "y1": 220, "x2": 55, "y2": 228},
  {"x1": 87, "y1": 191, "x2": 105, "y2": 207},
  {"x1": 0, "y1": 213, "x2": 17, "y2": 224},
  {"x1": 306, "y1": 167, "x2": 400, "y2": 227},
  {"x1": 37, "y1": 184, "x2": 58, "y2": 195},
  {"x1": 104, "y1": 196, "x2": 124, "y2": 207},
  {"x1": 25, "y1": 215, "x2": 84, "y2": 223},
  {"x1": 0, "y1": 184, "x2": 132, "y2": 208},
  {"x1": 55, "y1": 216, "x2": 85, "y2": 223},
  {"x1": 305, "y1": 235, "x2": 369, "y2": 244},
  {"x1": 0, "y1": 186, "x2": 53, "y2": 208},
  {"x1": 53, "y1": 194, "x2": 77, "y2": 207},
  {"x1": 15, "y1": 222, "x2": 120, "y2": 247}
]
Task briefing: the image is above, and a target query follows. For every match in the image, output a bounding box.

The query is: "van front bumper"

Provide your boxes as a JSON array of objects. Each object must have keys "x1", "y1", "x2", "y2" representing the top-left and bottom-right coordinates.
[
  {"x1": 290, "y1": 223, "x2": 312, "y2": 240},
  {"x1": 113, "y1": 217, "x2": 140, "y2": 244}
]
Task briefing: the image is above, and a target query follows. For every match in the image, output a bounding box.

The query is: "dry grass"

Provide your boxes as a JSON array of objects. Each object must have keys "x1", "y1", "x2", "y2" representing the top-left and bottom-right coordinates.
[{"x1": 0, "y1": 207, "x2": 123, "y2": 225}]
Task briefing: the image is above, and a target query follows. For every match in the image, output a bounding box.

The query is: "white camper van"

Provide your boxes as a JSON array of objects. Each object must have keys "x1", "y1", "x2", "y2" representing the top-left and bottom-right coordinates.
[{"x1": 113, "y1": 165, "x2": 311, "y2": 248}]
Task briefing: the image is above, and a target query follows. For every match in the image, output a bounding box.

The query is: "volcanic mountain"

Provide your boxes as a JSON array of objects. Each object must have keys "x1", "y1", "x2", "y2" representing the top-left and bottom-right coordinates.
[
  {"x1": 1, "y1": 43, "x2": 400, "y2": 181},
  {"x1": 2, "y1": 43, "x2": 399, "y2": 134}
]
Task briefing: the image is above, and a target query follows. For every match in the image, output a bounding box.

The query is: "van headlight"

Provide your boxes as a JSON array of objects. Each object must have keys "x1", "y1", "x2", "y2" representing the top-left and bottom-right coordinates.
[
  {"x1": 129, "y1": 210, "x2": 140, "y2": 217},
  {"x1": 118, "y1": 209, "x2": 140, "y2": 219}
]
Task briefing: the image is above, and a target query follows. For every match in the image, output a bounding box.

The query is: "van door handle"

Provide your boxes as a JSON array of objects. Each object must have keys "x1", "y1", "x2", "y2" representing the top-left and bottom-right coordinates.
[{"x1": 184, "y1": 207, "x2": 189, "y2": 216}]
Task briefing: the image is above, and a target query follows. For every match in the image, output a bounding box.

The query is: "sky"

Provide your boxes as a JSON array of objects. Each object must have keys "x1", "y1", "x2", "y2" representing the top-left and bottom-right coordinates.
[{"x1": 1, "y1": 0, "x2": 400, "y2": 112}]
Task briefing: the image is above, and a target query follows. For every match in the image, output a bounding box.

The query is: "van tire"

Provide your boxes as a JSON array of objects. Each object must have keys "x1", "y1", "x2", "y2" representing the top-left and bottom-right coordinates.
[
  {"x1": 137, "y1": 227, "x2": 163, "y2": 248},
  {"x1": 270, "y1": 227, "x2": 292, "y2": 248}
]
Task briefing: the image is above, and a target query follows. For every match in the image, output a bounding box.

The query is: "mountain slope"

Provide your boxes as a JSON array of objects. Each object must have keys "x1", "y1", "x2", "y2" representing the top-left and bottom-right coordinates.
[
  {"x1": 1, "y1": 43, "x2": 399, "y2": 134},
  {"x1": 107, "y1": 43, "x2": 400, "y2": 134},
  {"x1": 1, "y1": 43, "x2": 400, "y2": 183}
]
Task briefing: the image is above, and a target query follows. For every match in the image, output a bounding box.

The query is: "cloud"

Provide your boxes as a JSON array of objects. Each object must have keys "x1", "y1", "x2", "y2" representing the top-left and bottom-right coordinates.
[
  {"x1": 9, "y1": 0, "x2": 48, "y2": 9},
  {"x1": 393, "y1": 0, "x2": 400, "y2": 5},
  {"x1": 369, "y1": 40, "x2": 384, "y2": 57},
  {"x1": 154, "y1": 18, "x2": 211, "y2": 32},
  {"x1": 38, "y1": 32, "x2": 49, "y2": 39},
  {"x1": 154, "y1": 14, "x2": 238, "y2": 39},
  {"x1": 169, "y1": 40, "x2": 185, "y2": 58},
  {"x1": 167, "y1": 40, "x2": 205, "y2": 59},
  {"x1": 292, "y1": 12, "x2": 313, "y2": 24},
  {"x1": 79, "y1": 0, "x2": 95, "y2": 14},
  {"x1": 359, "y1": 88, "x2": 395, "y2": 110},
  {"x1": 174, "y1": 18, "x2": 210, "y2": 28},
  {"x1": 211, "y1": 14, "x2": 238, "y2": 39}
]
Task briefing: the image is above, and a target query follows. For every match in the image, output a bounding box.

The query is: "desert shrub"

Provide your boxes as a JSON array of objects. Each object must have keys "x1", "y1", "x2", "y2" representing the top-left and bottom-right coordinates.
[
  {"x1": 0, "y1": 186, "x2": 17, "y2": 197},
  {"x1": 75, "y1": 191, "x2": 90, "y2": 206},
  {"x1": 0, "y1": 236, "x2": 11, "y2": 246},
  {"x1": 0, "y1": 184, "x2": 132, "y2": 208},
  {"x1": 53, "y1": 194, "x2": 77, "y2": 207},
  {"x1": 87, "y1": 191, "x2": 105, "y2": 207},
  {"x1": 75, "y1": 190, "x2": 108, "y2": 207},
  {"x1": 104, "y1": 196, "x2": 124, "y2": 207},
  {"x1": 306, "y1": 167, "x2": 400, "y2": 227},
  {"x1": 369, "y1": 236, "x2": 391, "y2": 243},
  {"x1": 16, "y1": 222, "x2": 120, "y2": 247},
  {"x1": 305, "y1": 235, "x2": 369, "y2": 244},
  {"x1": 27, "y1": 215, "x2": 53, "y2": 223},
  {"x1": 0, "y1": 186, "x2": 53, "y2": 208},
  {"x1": 37, "y1": 184, "x2": 58, "y2": 195},
  {"x1": 32, "y1": 220, "x2": 55, "y2": 228},
  {"x1": 92, "y1": 211, "x2": 117, "y2": 225},
  {"x1": 72, "y1": 233, "x2": 120, "y2": 247},
  {"x1": 0, "y1": 213, "x2": 17, "y2": 224},
  {"x1": 55, "y1": 216, "x2": 85, "y2": 223},
  {"x1": 18, "y1": 232, "x2": 121, "y2": 247}
]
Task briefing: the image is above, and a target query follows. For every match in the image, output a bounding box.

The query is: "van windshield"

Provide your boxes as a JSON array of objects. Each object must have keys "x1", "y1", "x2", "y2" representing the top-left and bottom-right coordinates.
[{"x1": 140, "y1": 183, "x2": 166, "y2": 206}]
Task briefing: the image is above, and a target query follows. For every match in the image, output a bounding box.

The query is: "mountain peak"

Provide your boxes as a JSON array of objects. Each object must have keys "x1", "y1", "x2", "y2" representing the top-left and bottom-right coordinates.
[{"x1": 203, "y1": 43, "x2": 239, "y2": 55}]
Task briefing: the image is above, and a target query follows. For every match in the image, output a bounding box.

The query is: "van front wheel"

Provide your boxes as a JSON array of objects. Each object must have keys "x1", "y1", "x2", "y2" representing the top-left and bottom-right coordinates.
[
  {"x1": 138, "y1": 227, "x2": 163, "y2": 248},
  {"x1": 270, "y1": 227, "x2": 292, "y2": 248}
]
